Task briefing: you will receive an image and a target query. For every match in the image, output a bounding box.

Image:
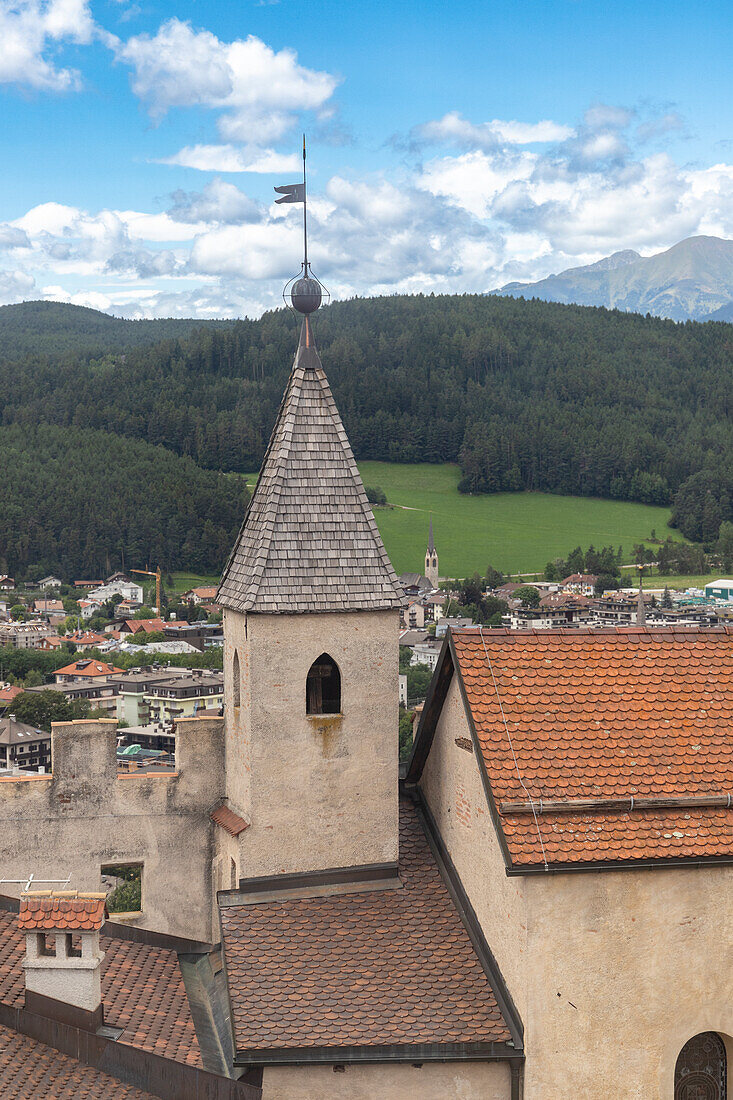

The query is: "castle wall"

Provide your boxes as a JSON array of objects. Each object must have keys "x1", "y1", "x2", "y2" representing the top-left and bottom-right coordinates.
[
  {"x1": 0, "y1": 717, "x2": 225, "y2": 943},
  {"x1": 262, "y1": 1061, "x2": 511, "y2": 1099},
  {"x1": 419, "y1": 675, "x2": 527, "y2": 1015},
  {"x1": 225, "y1": 609, "x2": 399, "y2": 880},
  {"x1": 522, "y1": 864, "x2": 733, "y2": 1099},
  {"x1": 419, "y1": 673, "x2": 733, "y2": 1098}
]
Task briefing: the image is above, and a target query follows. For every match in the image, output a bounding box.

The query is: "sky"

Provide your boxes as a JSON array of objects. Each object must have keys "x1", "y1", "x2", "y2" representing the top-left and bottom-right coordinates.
[{"x1": 0, "y1": 0, "x2": 732, "y2": 317}]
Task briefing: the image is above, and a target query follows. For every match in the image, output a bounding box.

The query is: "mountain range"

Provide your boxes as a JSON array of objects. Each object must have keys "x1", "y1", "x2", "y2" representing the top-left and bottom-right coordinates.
[{"x1": 496, "y1": 236, "x2": 733, "y2": 322}]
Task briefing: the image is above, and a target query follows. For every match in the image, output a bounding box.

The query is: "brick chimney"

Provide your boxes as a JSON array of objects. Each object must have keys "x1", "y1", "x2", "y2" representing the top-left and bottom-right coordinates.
[{"x1": 20, "y1": 890, "x2": 107, "y2": 1030}]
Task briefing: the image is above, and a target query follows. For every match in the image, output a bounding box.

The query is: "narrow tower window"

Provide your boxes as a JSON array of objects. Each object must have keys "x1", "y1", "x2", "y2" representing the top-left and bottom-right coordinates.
[
  {"x1": 675, "y1": 1032, "x2": 727, "y2": 1099},
  {"x1": 306, "y1": 654, "x2": 341, "y2": 715},
  {"x1": 232, "y1": 650, "x2": 241, "y2": 709}
]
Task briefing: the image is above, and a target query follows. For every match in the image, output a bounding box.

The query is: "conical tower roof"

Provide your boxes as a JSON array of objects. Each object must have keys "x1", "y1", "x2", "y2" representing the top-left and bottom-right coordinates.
[
  {"x1": 218, "y1": 317, "x2": 404, "y2": 614},
  {"x1": 427, "y1": 516, "x2": 435, "y2": 554}
]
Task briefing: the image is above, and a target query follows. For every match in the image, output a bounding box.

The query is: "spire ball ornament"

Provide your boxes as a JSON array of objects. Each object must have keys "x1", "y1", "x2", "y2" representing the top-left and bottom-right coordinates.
[{"x1": 276, "y1": 136, "x2": 329, "y2": 316}]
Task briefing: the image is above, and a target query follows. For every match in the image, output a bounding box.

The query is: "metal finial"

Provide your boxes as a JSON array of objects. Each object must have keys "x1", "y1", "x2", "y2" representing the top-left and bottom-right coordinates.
[{"x1": 276, "y1": 135, "x2": 329, "y2": 315}]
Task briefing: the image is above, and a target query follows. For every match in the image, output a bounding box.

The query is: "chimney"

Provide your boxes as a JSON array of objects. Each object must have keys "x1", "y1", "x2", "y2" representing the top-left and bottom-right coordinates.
[{"x1": 20, "y1": 890, "x2": 107, "y2": 1031}]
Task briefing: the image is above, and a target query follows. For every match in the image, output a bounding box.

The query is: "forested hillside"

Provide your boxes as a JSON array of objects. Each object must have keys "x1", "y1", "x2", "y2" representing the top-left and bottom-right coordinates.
[
  {"x1": 2, "y1": 295, "x2": 733, "y2": 561},
  {"x1": 0, "y1": 425, "x2": 246, "y2": 577},
  {"x1": 0, "y1": 300, "x2": 231, "y2": 360}
]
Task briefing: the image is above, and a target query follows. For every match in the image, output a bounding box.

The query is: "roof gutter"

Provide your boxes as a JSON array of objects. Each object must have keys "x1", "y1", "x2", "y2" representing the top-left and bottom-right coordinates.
[
  {"x1": 234, "y1": 1041, "x2": 523, "y2": 1067},
  {"x1": 508, "y1": 853, "x2": 733, "y2": 875}
]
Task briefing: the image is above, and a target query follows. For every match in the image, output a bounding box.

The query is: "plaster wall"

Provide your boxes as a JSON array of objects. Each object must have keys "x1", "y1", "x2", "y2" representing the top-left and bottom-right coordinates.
[
  {"x1": 419, "y1": 675, "x2": 527, "y2": 1013},
  {"x1": 522, "y1": 864, "x2": 733, "y2": 1099},
  {"x1": 0, "y1": 718, "x2": 226, "y2": 943},
  {"x1": 225, "y1": 609, "x2": 399, "y2": 879},
  {"x1": 262, "y1": 1061, "x2": 511, "y2": 1099}
]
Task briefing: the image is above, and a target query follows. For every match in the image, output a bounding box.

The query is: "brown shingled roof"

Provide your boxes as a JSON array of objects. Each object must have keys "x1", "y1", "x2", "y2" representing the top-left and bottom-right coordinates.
[
  {"x1": 221, "y1": 797, "x2": 511, "y2": 1055},
  {"x1": 449, "y1": 626, "x2": 733, "y2": 868},
  {"x1": 217, "y1": 317, "x2": 403, "y2": 615},
  {"x1": 19, "y1": 893, "x2": 107, "y2": 932},
  {"x1": 0, "y1": 909, "x2": 201, "y2": 1067},
  {"x1": 0, "y1": 1022, "x2": 158, "y2": 1099}
]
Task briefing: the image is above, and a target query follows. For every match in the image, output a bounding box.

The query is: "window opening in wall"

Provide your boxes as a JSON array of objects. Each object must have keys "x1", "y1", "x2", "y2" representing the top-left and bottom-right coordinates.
[
  {"x1": 102, "y1": 863, "x2": 143, "y2": 914},
  {"x1": 675, "y1": 1032, "x2": 727, "y2": 1100},
  {"x1": 306, "y1": 654, "x2": 341, "y2": 715},
  {"x1": 37, "y1": 933, "x2": 55, "y2": 957},
  {"x1": 232, "y1": 650, "x2": 241, "y2": 709}
]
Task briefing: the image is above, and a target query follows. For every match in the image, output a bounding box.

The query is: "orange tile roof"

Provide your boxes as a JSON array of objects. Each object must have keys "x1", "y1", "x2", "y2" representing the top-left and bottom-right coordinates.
[
  {"x1": 0, "y1": 685, "x2": 22, "y2": 703},
  {"x1": 221, "y1": 798, "x2": 510, "y2": 1053},
  {"x1": 210, "y1": 803, "x2": 249, "y2": 837},
  {"x1": 124, "y1": 619, "x2": 165, "y2": 634},
  {"x1": 54, "y1": 660, "x2": 122, "y2": 677},
  {"x1": 19, "y1": 893, "x2": 107, "y2": 932},
  {"x1": 450, "y1": 626, "x2": 733, "y2": 868}
]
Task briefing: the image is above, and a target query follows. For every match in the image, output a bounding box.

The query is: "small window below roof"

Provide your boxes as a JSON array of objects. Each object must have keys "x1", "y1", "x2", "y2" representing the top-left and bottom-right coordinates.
[
  {"x1": 306, "y1": 654, "x2": 341, "y2": 715},
  {"x1": 232, "y1": 650, "x2": 241, "y2": 709}
]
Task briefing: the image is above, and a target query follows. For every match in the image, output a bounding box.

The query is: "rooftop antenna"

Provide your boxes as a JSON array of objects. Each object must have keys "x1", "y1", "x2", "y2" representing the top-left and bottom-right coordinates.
[
  {"x1": 276, "y1": 135, "x2": 330, "y2": 315},
  {"x1": 1, "y1": 873, "x2": 72, "y2": 892}
]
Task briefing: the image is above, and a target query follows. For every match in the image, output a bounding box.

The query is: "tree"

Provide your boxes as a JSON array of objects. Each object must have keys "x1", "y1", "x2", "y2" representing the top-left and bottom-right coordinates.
[
  {"x1": 9, "y1": 604, "x2": 27, "y2": 621},
  {"x1": 12, "y1": 690, "x2": 76, "y2": 731},
  {"x1": 716, "y1": 522, "x2": 733, "y2": 572},
  {"x1": 594, "y1": 574, "x2": 621, "y2": 595},
  {"x1": 514, "y1": 585, "x2": 540, "y2": 608},
  {"x1": 398, "y1": 707, "x2": 414, "y2": 761},
  {"x1": 365, "y1": 485, "x2": 387, "y2": 505},
  {"x1": 662, "y1": 587, "x2": 673, "y2": 610},
  {"x1": 484, "y1": 564, "x2": 505, "y2": 589}
]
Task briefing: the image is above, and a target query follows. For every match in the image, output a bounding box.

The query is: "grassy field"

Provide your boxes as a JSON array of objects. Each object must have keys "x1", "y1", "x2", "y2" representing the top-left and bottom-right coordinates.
[
  {"x1": 631, "y1": 574, "x2": 716, "y2": 591},
  {"x1": 356, "y1": 462, "x2": 685, "y2": 577},
  {"x1": 170, "y1": 571, "x2": 219, "y2": 594}
]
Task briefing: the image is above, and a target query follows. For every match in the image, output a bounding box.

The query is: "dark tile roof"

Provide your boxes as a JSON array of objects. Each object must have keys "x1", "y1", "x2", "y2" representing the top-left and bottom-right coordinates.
[
  {"x1": 451, "y1": 626, "x2": 733, "y2": 867},
  {"x1": 0, "y1": 910, "x2": 201, "y2": 1067},
  {"x1": 0, "y1": 1022, "x2": 157, "y2": 1099},
  {"x1": 218, "y1": 318, "x2": 404, "y2": 614},
  {"x1": 221, "y1": 797, "x2": 510, "y2": 1053}
]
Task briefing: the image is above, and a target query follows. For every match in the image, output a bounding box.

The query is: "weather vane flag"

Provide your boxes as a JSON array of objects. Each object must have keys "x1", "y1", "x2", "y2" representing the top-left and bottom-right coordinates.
[{"x1": 276, "y1": 136, "x2": 329, "y2": 315}]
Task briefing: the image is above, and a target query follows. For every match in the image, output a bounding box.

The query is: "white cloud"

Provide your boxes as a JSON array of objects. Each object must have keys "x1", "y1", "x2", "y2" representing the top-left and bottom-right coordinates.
[
  {"x1": 115, "y1": 18, "x2": 338, "y2": 145},
  {"x1": 0, "y1": 0, "x2": 94, "y2": 91},
  {"x1": 413, "y1": 111, "x2": 574, "y2": 150},
  {"x1": 168, "y1": 179, "x2": 263, "y2": 224},
  {"x1": 158, "y1": 144, "x2": 300, "y2": 174}
]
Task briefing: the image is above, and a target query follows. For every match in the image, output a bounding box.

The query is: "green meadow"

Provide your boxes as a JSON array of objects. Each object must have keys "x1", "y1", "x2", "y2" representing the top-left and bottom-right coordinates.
[{"x1": 355, "y1": 462, "x2": 684, "y2": 578}]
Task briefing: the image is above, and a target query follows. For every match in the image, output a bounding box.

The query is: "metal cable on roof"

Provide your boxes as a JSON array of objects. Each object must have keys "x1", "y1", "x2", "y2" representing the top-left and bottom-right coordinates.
[{"x1": 479, "y1": 627, "x2": 549, "y2": 871}]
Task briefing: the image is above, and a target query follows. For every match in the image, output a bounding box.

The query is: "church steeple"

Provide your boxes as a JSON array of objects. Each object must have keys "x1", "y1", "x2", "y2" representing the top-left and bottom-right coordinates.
[
  {"x1": 425, "y1": 516, "x2": 439, "y2": 589},
  {"x1": 217, "y1": 315, "x2": 403, "y2": 615}
]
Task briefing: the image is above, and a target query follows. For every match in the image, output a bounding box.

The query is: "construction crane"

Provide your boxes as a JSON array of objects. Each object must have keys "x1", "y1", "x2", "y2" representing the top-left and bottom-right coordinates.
[{"x1": 131, "y1": 566, "x2": 162, "y2": 613}]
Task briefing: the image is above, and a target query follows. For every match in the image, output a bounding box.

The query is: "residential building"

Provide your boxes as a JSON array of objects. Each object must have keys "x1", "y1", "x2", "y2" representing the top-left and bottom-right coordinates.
[
  {"x1": 88, "y1": 580, "x2": 144, "y2": 604},
  {"x1": 38, "y1": 575, "x2": 62, "y2": 589},
  {"x1": 145, "y1": 670, "x2": 224, "y2": 724},
  {"x1": 0, "y1": 576, "x2": 15, "y2": 591},
  {"x1": 0, "y1": 683, "x2": 23, "y2": 716},
  {"x1": 435, "y1": 615, "x2": 473, "y2": 637},
  {"x1": 33, "y1": 598, "x2": 64, "y2": 616},
  {"x1": 73, "y1": 580, "x2": 102, "y2": 589},
  {"x1": 0, "y1": 715, "x2": 50, "y2": 771},
  {"x1": 186, "y1": 586, "x2": 219, "y2": 605},
  {"x1": 0, "y1": 620, "x2": 55, "y2": 649},
  {"x1": 410, "y1": 639, "x2": 442, "y2": 671},
  {"x1": 54, "y1": 658, "x2": 123, "y2": 684},
  {"x1": 36, "y1": 635, "x2": 65, "y2": 651},
  {"x1": 77, "y1": 598, "x2": 103, "y2": 619},
  {"x1": 119, "y1": 617, "x2": 167, "y2": 636},
  {"x1": 27, "y1": 679, "x2": 118, "y2": 716},
  {"x1": 398, "y1": 571, "x2": 433, "y2": 599},
  {"x1": 107, "y1": 666, "x2": 194, "y2": 727},
  {"x1": 562, "y1": 572, "x2": 598, "y2": 596},
  {"x1": 398, "y1": 673, "x2": 407, "y2": 707},
  {"x1": 163, "y1": 621, "x2": 223, "y2": 650},
  {"x1": 401, "y1": 599, "x2": 426, "y2": 629},
  {"x1": 509, "y1": 605, "x2": 589, "y2": 629},
  {"x1": 65, "y1": 630, "x2": 110, "y2": 650}
]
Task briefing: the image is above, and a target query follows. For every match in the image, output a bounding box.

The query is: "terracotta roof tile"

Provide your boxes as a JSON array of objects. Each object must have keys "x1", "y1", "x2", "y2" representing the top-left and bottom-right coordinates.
[
  {"x1": 0, "y1": 1022, "x2": 157, "y2": 1098},
  {"x1": 19, "y1": 894, "x2": 107, "y2": 932},
  {"x1": 451, "y1": 627, "x2": 733, "y2": 867},
  {"x1": 210, "y1": 803, "x2": 249, "y2": 837},
  {"x1": 0, "y1": 910, "x2": 201, "y2": 1067},
  {"x1": 221, "y1": 798, "x2": 510, "y2": 1052}
]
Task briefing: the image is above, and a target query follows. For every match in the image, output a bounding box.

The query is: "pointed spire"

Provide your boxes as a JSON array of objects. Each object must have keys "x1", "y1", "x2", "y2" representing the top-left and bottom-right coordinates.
[
  {"x1": 427, "y1": 515, "x2": 435, "y2": 554},
  {"x1": 637, "y1": 568, "x2": 646, "y2": 626},
  {"x1": 218, "y1": 322, "x2": 404, "y2": 614}
]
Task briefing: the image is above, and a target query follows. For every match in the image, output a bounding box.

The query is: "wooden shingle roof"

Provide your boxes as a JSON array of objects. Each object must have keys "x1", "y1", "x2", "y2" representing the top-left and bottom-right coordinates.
[{"x1": 218, "y1": 317, "x2": 403, "y2": 614}]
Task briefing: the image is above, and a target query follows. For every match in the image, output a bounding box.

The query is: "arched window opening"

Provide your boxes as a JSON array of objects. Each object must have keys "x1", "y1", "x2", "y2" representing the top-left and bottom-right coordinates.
[
  {"x1": 675, "y1": 1032, "x2": 727, "y2": 1100},
  {"x1": 232, "y1": 650, "x2": 241, "y2": 709},
  {"x1": 306, "y1": 654, "x2": 341, "y2": 715}
]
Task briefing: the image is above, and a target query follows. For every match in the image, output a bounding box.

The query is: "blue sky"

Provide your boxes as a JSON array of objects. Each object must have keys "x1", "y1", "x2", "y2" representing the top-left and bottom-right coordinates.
[{"x1": 0, "y1": 0, "x2": 731, "y2": 316}]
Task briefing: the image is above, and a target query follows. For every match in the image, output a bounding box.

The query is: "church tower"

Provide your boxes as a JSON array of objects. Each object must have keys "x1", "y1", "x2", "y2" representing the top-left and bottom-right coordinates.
[
  {"x1": 425, "y1": 516, "x2": 439, "y2": 588},
  {"x1": 217, "y1": 312, "x2": 404, "y2": 881}
]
